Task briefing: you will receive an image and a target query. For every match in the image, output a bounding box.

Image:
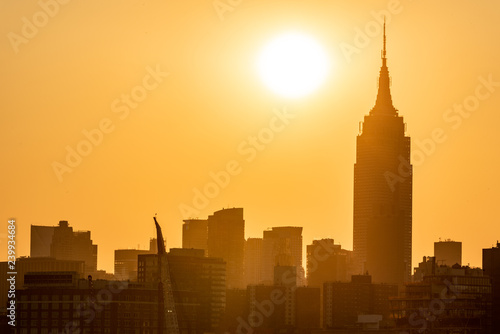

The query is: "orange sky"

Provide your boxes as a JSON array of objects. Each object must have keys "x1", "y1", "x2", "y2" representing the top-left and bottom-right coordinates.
[{"x1": 1, "y1": 0, "x2": 500, "y2": 274}]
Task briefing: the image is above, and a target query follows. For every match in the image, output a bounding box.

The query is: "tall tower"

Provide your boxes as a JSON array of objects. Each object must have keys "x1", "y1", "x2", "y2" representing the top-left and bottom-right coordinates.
[
  {"x1": 353, "y1": 22, "x2": 412, "y2": 285},
  {"x1": 207, "y1": 208, "x2": 245, "y2": 289}
]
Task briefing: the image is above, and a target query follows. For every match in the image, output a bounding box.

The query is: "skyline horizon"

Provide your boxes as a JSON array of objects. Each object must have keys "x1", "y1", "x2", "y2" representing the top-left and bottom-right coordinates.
[{"x1": 17, "y1": 208, "x2": 493, "y2": 276}]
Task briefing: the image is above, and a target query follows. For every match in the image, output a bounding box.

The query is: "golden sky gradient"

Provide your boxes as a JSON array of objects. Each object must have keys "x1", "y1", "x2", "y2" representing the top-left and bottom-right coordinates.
[{"x1": 1, "y1": 0, "x2": 500, "y2": 274}]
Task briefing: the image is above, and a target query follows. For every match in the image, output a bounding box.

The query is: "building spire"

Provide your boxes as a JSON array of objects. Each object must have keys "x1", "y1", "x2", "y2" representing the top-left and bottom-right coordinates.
[
  {"x1": 382, "y1": 17, "x2": 387, "y2": 62},
  {"x1": 371, "y1": 17, "x2": 397, "y2": 116}
]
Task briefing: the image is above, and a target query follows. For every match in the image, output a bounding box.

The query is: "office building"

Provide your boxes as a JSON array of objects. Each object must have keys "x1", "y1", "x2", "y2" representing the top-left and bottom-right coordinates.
[
  {"x1": 353, "y1": 24, "x2": 412, "y2": 284},
  {"x1": 30, "y1": 225, "x2": 55, "y2": 258},
  {"x1": 31, "y1": 221, "x2": 98, "y2": 275},
  {"x1": 244, "y1": 237, "x2": 263, "y2": 286},
  {"x1": 323, "y1": 275, "x2": 398, "y2": 329},
  {"x1": 182, "y1": 218, "x2": 208, "y2": 254},
  {"x1": 0, "y1": 257, "x2": 85, "y2": 313},
  {"x1": 434, "y1": 239, "x2": 462, "y2": 267},
  {"x1": 483, "y1": 242, "x2": 500, "y2": 332},
  {"x1": 15, "y1": 272, "x2": 160, "y2": 334},
  {"x1": 392, "y1": 265, "x2": 492, "y2": 333},
  {"x1": 207, "y1": 208, "x2": 245, "y2": 289},
  {"x1": 262, "y1": 226, "x2": 304, "y2": 285},
  {"x1": 138, "y1": 248, "x2": 226, "y2": 332}
]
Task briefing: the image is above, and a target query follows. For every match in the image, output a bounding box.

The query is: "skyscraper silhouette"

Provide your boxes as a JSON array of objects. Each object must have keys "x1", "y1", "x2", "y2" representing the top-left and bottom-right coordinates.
[
  {"x1": 182, "y1": 218, "x2": 208, "y2": 254},
  {"x1": 207, "y1": 208, "x2": 245, "y2": 289},
  {"x1": 353, "y1": 22, "x2": 412, "y2": 284}
]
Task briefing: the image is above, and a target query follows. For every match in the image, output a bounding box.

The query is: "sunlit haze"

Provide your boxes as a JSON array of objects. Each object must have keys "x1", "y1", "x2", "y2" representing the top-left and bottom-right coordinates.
[{"x1": 1, "y1": 0, "x2": 500, "y2": 277}]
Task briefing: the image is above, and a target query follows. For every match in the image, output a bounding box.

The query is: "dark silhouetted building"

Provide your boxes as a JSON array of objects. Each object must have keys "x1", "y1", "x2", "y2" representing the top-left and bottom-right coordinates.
[
  {"x1": 353, "y1": 24, "x2": 412, "y2": 285},
  {"x1": 207, "y1": 207, "x2": 245, "y2": 289},
  {"x1": 245, "y1": 237, "x2": 263, "y2": 286},
  {"x1": 307, "y1": 239, "x2": 352, "y2": 326},
  {"x1": 15, "y1": 272, "x2": 161, "y2": 334},
  {"x1": 413, "y1": 255, "x2": 437, "y2": 282},
  {"x1": 138, "y1": 248, "x2": 226, "y2": 333},
  {"x1": 262, "y1": 226, "x2": 304, "y2": 285},
  {"x1": 31, "y1": 220, "x2": 98, "y2": 275},
  {"x1": 182, "y1": 218, "x2": 208, "y2": 254},
  {"x1": 30, "y1": 225, "x2": 55, "y2": 257},
  {"x1": 219, "y1": 288, "x2": 247, "y2": 334},
  {"x1": 435, "y1": 239, "x2": 462, "y2": 267},
  {"x1": 483, "y1": 242, "x2": 500, "y2": 332},
  {"x1": 323, "y1": 275, "x2": 398, "y2": 329},
  {"x1": 0, "y1": 257, "x2": 85, "y2": 313},
  {"x1": 221, "y1": 262, "x2": 320, "y2": 334},
  {"x1": 295, "y1": 287, "x2": 321, "y2": 334},
  {"x1": 114, "y1": 245, "x2": 155, "y2": 281},
  {"x1": 307, "y1": 239, "x2": 351, "y2": 285},
  {"x1": 229, "y1": 285, "x2": 320, "y2": 334},
  {"x1": 114, "y1": 238, "x2": 156, "y2": 281},
  {"x1": 274, "y1": 265, "x2": 297, "y2": 288},
  {"x1": 391, "y1": 265, "x2": 492, "y2": 333}
]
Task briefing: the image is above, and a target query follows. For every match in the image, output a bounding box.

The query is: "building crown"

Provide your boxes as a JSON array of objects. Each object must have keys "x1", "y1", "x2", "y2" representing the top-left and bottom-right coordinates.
[{"x1": 370, "y1": 18, "x2": 398, "y2": 116}]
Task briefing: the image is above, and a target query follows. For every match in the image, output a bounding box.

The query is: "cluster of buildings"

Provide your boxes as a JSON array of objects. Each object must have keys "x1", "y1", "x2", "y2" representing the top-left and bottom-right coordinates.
[
  {"x1": 2, "y1": 26, "x2": 499, "y2": 334},
  {"x1": 1, "y1": 216, "x2": 499, "y2": 333}
]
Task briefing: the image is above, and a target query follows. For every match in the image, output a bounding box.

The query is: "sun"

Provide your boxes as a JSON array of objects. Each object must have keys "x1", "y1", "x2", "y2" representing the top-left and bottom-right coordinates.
[{"x1": 257, "y1": 32, "x2": 330, "y2": 99}]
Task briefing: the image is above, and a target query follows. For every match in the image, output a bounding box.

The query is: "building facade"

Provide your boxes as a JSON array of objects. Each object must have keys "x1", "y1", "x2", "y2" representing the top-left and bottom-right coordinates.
[
  {"x1": 434, "y1": 239, "x2": 462, "y2": 267},
  {"x1": 391, "y1": 266, "x2": 493, "y2": 333},
  {"x1": 223, "y1": 285, "x2": 320, "y2": 334},
  {"x1": 15, "y1": 272, "x2": 159, "y2": 334},
  {"x1": 31, "y1": 221, "x2": 98, "y2": 275},
  {"x1": 0, "y1": 257, "x2": 85, "y2": 313},
  {"x1": 138, "y1": 248, "x2": 226, "y2": 333},
  {"x1": 182, "y1": 219, "x2": 208, "y2": 254},
  {"x1": 244, "y1": 237, "x2": 263, "y2": 286},
  {"x1": 323, "y1": 275, "x2": 398, "y2": 329},
  {"x1": 483, "y1": 242, "x2": 500, "y2": 332},
  {"x1": 207, "y1": 208, "x2": 245, "y2": 289},
  {"x1": 30, "y1": 225, "x2": 55, "y2": 258},
  {"x1": 352, "y1": 25, "x2": 412, "y2": 285},
  {"x1": 261, "y1": 226, "x2": 304, "y2": 285},
  {"x1": 114, "y1": 249, "x2": 153, "y2": 281}
]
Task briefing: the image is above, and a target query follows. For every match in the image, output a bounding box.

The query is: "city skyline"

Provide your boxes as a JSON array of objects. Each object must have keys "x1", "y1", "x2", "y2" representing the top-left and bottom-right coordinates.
[{"x1": 1, "y1": 1, "x2": 500, "y2": 275}]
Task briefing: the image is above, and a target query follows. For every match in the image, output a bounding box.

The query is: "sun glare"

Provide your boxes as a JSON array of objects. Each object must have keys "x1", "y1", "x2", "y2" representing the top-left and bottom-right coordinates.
[{"x1": 257, "y1": 32, "x2": 330, "y2": 99}]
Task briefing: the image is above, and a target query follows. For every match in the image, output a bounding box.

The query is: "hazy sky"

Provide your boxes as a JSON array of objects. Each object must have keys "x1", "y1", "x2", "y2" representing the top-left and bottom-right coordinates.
[{"x1": 1, "y1": 0, "x2": 500, "y2": 274}]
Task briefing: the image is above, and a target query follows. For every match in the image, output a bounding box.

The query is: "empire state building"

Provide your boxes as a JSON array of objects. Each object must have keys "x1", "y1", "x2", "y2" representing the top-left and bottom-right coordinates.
[{"x1": 353, "y1": 23, "x2": 412, "y2": 285}]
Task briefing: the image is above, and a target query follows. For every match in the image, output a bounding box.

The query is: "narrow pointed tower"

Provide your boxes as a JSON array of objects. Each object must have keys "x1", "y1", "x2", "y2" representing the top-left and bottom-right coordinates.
[{"x1": 353, "y1": 21, "x2": 412, "y2": 285}]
